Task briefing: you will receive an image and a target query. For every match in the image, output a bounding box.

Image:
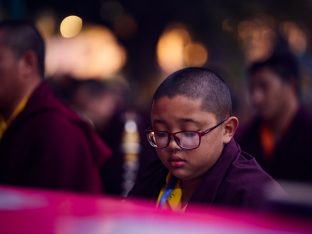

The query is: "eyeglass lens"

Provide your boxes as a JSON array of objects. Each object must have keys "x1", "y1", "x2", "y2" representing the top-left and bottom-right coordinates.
[{"x1": 148, "y1": 131, "x2": 200, "y2": 149}]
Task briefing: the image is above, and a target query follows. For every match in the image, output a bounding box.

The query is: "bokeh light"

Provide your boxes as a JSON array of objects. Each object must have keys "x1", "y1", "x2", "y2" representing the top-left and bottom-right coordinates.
[
  {"x1": 35, "y1": 11, "x2": 56, "y2": 39},
  {"x1": 237, "y1": 17, "x2": 276, "y2": 63},
  {"x1": 156, "y1": 23, "x2": 208, "y2": 73},
  {"x1": 46, "y1": 25, "x2": 126, "y2": 79},
  {"x1": 60, "y1": 15, "x2": 83, "y2": 38},
  {"x1": 280, "y1": 21, "x2": 307, "y2": 56},
  {"x1": 184, "y1": 42, "x2": 208, "y2": 67}
]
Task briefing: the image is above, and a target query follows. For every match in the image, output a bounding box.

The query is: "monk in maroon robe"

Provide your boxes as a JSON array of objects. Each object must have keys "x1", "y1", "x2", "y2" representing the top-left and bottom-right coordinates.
[
  {"x1": 235, "y1": 53, "x2": 312, "y2": 184},
  {"x1": 0, "y1": 20, "x2": 111, "y2": 194}
]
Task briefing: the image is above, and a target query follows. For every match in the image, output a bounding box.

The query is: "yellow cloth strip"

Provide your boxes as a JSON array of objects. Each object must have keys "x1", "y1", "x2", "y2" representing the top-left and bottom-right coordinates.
[
  {"x1": 0, "y1": 97, "x2": 29, "y2": 139},
  {"x1": 157, "y1": 174, "x2": 187, "y2": 211}
]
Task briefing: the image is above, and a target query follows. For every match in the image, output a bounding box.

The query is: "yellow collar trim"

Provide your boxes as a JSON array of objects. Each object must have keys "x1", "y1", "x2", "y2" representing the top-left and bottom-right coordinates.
[
  {"x1": 0, "y1": 97, "x2": 29, "y2": 139},
  {"x1": 157, "y1": 173, "x2": 187, "y2": 211}
]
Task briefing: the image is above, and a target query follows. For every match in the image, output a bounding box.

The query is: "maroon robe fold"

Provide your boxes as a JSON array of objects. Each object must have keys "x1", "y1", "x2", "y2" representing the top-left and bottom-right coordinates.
[
  {"x1": 235, "y1": 106, "x2": 312, "y2": 183},
  {"x1": 0, "y1": 82, "x2": 111, "y2": 194}
]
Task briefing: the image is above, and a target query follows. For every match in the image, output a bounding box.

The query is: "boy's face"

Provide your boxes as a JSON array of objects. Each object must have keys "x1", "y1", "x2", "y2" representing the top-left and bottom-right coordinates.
[{"x1": 151, "y1": 95, "x2": 227, "y2": 181}]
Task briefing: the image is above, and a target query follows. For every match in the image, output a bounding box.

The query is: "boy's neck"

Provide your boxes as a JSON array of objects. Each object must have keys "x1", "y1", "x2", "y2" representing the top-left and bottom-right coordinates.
[{"x1": 181, "y1": 177, "x2": 201, "y2": 206}]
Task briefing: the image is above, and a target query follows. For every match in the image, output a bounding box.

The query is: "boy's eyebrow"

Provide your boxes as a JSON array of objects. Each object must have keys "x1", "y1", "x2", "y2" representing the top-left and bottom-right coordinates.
[
  {"x1": 178, "y1": 118, "x2": 200, "y2": 124},
  {"x1": 179, "y1": 118, "x2": 210, "y2": 128},
  {"x1": 152, "y1": 119, "x2": 166, "y2": 125},
  {"x1": 152, "y1": 118, "x2": 202, "y2": 125}
]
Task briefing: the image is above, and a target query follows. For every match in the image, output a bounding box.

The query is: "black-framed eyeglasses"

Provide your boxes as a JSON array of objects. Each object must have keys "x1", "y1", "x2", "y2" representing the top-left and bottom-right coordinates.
[{"x1": 146, "y1": 118, "x2": 227, "y2": 150}]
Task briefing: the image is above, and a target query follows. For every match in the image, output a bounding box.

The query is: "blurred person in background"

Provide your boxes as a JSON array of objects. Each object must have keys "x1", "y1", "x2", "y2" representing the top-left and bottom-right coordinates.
[
  {"x1": 0, "y1": 20, "x2": 111, "y2": 194},
  {"x1": 48, "y1": 77, "x2": 157, "y2": 196},
  {"x1": 235, "y1": 51, "x2": 312, "y2": 184}
]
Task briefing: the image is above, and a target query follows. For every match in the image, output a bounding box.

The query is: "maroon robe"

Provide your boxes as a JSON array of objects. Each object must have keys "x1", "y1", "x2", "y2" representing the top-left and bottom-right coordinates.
[
  {"x1": 0, "y1": 82, "x2": 111, "y2": 194},
  {"x1": 235, "y1": 106, "x2": 312, "y2": 183},
  {"x1": 129, "y1": 139, "x2": 282, "y2": 210}
]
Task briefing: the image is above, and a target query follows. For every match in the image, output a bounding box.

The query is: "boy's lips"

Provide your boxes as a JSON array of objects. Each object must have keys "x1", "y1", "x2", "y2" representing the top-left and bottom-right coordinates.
[{"x1": 168, "y1": 156, "x2": 186, "y2": 168}]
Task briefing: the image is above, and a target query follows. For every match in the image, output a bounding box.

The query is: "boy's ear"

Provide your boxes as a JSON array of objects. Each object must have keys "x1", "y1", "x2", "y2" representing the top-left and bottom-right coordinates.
[{"x1": 222, "y1": 116, "x2": 239, "y2": 144}]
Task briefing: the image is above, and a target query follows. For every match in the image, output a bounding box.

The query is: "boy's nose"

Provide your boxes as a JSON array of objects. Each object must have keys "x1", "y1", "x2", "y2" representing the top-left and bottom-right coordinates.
[{"x1": 167, "y1": 135, "x2": 181, "y2": 149}]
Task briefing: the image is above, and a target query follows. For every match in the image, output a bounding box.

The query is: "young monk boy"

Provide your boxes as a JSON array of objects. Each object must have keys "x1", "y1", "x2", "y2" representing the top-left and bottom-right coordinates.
[{"x1": 129, "y1": 67, "x2": 282, "y2": 211}]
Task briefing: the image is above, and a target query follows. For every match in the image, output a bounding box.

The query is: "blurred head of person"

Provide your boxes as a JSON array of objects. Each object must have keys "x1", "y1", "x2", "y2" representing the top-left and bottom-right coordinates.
[
  {"x1": 0, "y1": 20, "x2": 45, "y2": 119},
  {"x1": 247, "y1": 53, "x2": 300, "y2": 123},
  {"x1": 59, "y1": 78, "x2": 124, "y2": 130}
]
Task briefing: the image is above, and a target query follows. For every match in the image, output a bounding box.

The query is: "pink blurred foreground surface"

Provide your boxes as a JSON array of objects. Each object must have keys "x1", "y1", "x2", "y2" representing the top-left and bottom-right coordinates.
[{"x1": 0, "y1": 185, "x2": 311, "y2": 234}]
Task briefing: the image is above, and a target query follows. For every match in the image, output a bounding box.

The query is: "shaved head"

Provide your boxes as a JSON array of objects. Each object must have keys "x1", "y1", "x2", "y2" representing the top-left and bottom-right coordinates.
[{"x1": 153, "y1": 67, "x2": 232, "y2": 121}]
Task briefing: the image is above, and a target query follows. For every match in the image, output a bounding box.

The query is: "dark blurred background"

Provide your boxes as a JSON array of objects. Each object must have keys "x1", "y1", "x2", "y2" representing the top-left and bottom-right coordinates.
[{"x1": 1, "y1": 0, "x2": 312, "y2": 120}]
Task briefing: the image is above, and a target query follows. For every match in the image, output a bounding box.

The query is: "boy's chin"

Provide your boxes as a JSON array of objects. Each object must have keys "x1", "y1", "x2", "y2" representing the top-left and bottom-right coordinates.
[{"x1": 171, "y1": 170, "x2": 196, "y2": 181}]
